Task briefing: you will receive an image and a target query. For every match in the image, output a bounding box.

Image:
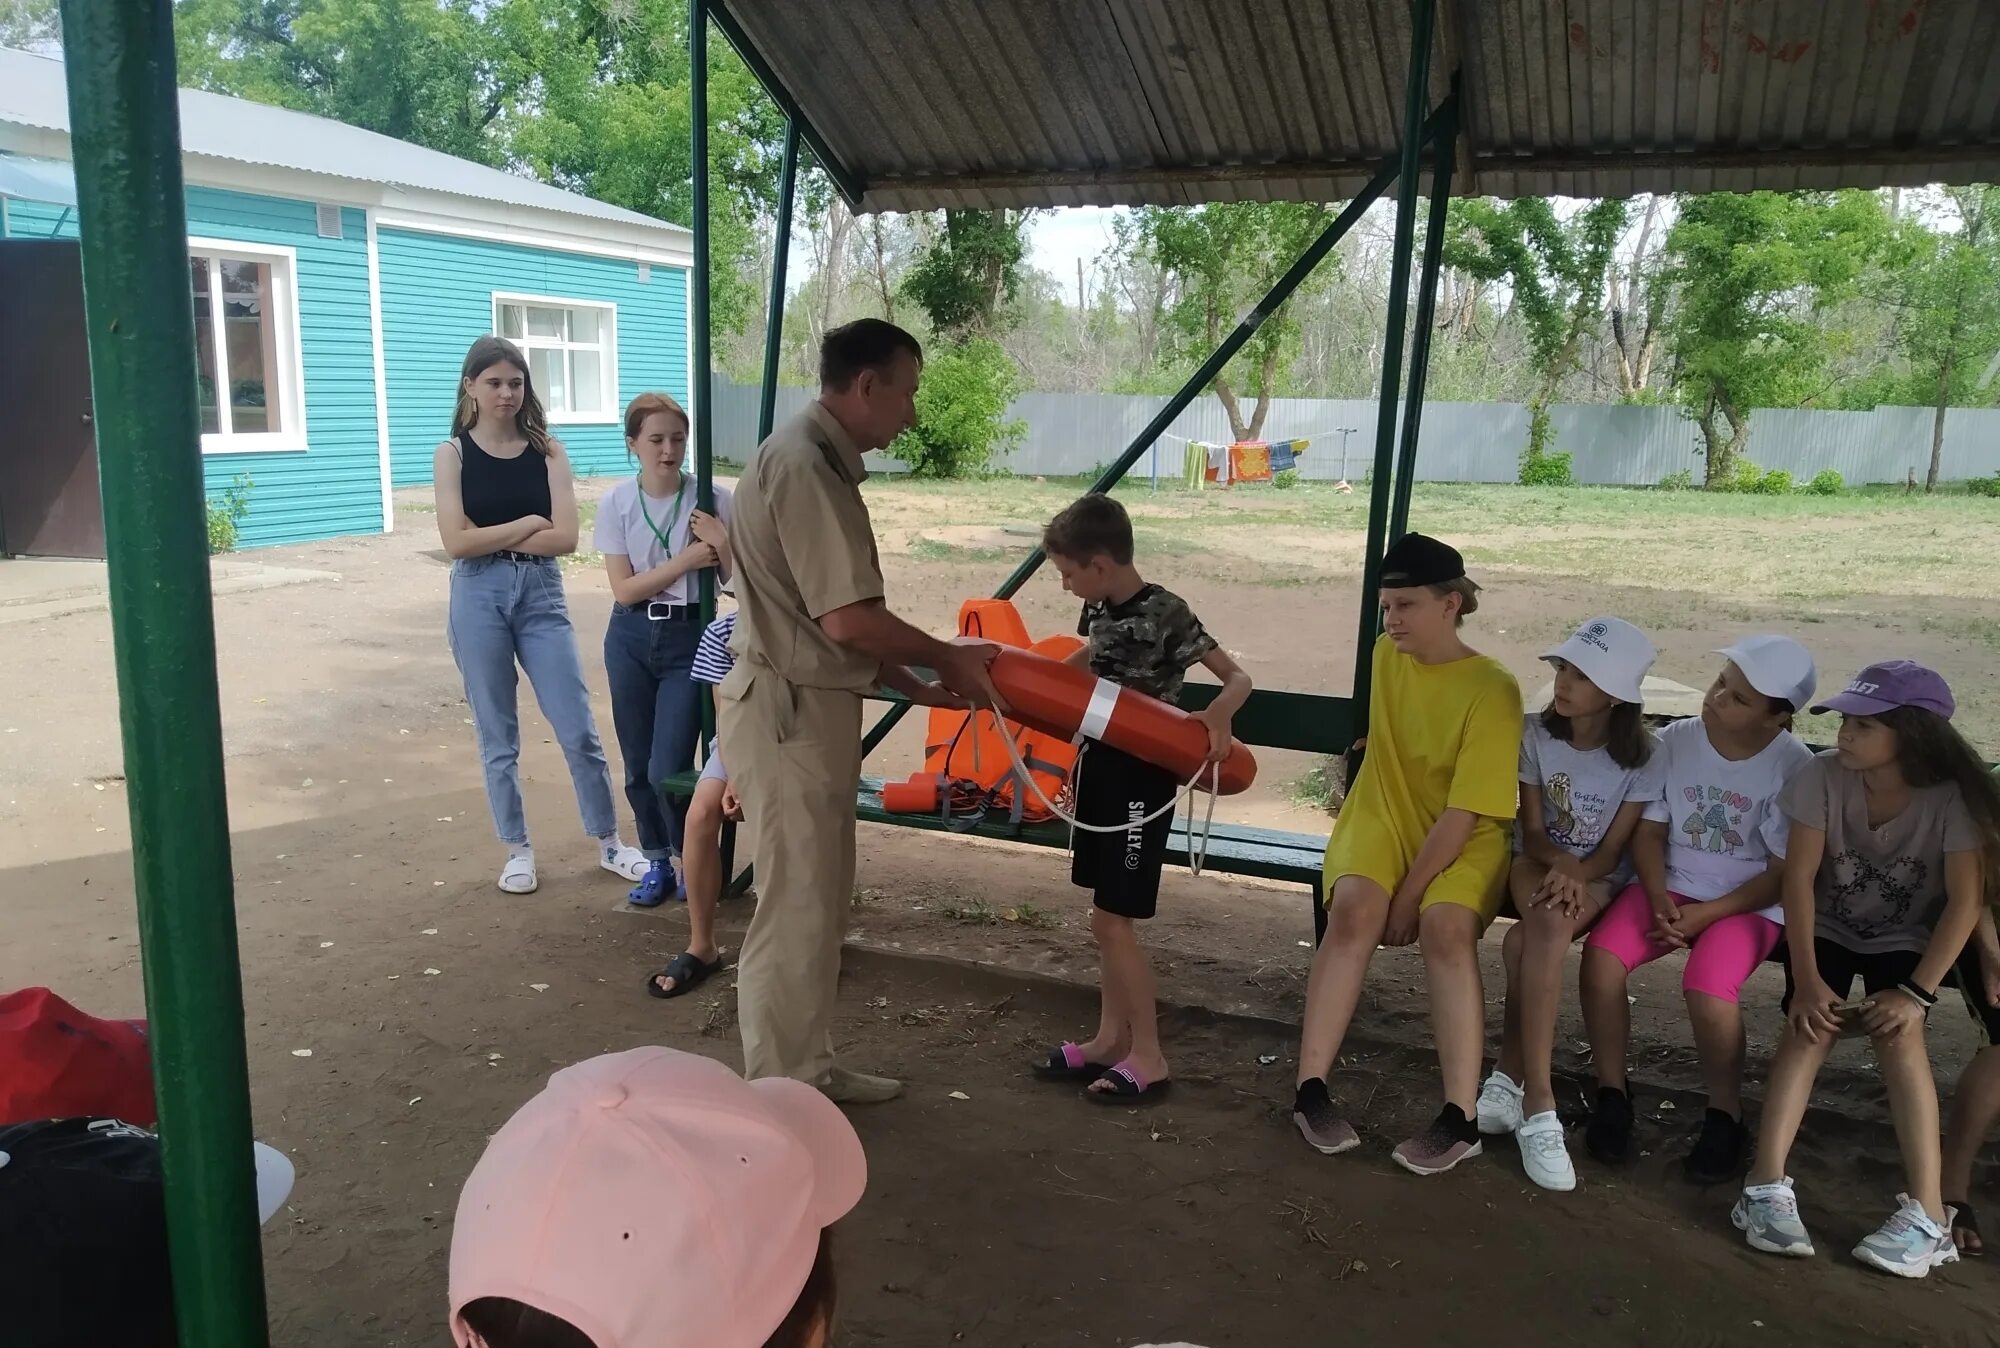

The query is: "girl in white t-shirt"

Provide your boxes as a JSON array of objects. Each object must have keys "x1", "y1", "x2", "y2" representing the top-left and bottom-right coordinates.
[
  {"x1": 1476, "y1": 617, "x2": 1663, "y2": 1192},
  {"x1": 1579, "y1": 635, "x2": 1817, "y2": 1185},
  {"x1": 596, "y1": 393, "x2": 733, "y2": 908}
]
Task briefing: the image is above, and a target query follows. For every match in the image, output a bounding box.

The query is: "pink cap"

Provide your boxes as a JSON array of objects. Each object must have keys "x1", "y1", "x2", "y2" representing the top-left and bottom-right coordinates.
[{"x1": 449, "y1": 1047, "x2": 866, "y2": 1348}]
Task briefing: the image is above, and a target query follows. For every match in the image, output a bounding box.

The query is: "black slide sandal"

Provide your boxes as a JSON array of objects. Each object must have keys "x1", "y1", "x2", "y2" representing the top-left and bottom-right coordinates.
[
  {"x1": 1085, "y1": 1062, "x2": 1172, "y2": 1105},
  {"x1": 1033, "y1": 1042, "x2": 1110, "y2": 1083},
  {"x1": 646, "y1": 950, "x2": 723, "y2": 1000},
  {"x1": 1949, "y1": 1201, "x2": 1983, "y2": 1256}
]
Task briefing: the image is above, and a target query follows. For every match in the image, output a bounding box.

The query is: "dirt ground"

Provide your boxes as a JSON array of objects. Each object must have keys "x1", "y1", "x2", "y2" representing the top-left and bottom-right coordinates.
[{"x1": 2, "y1": 483, "x2": 1997, "y2": 1346}]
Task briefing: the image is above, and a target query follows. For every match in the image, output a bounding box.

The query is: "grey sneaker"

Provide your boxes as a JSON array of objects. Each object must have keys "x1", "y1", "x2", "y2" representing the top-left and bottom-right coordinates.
[
  {"x1": 1732, "y1": 1178, "x2": 1815, "y2": 1257},
  {"x1": 1292, "y1": 1079, "x2": 1360, "y2": 1155},
  {"x1": 1392, "y1": 1107, "x2": 1483, "y2": 1176},
  {"x1": 1475, "y1": 1069, "x2": 1525, "y2": 1136},
  {"x1": 1853, "y1": 1196, "x2": 1960, "y2": 1279},
  {"x1": 821, "y1": 1066, "x2": 902, "y2": 1105}
]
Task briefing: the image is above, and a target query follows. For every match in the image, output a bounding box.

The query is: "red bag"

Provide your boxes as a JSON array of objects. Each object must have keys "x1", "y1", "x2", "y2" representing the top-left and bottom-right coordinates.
[{"x1": 0, "y1": 987, "x2": 154, "y2": 1126}]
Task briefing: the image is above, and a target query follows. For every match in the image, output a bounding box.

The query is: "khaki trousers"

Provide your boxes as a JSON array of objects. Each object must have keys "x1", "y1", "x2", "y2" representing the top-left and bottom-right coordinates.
[{"x1": 717, "y1": 663, "x2": 864, "y2": 1084}]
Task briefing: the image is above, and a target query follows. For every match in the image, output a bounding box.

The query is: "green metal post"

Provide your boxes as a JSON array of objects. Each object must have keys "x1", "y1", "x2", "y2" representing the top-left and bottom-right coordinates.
[
  {"x1": 1389, "y1": 91, "x2": 1458, "y2": 543},
  {"x1": 1350, "y1": 0, "x2": 1437, "y2": 711},
  {"x1": 758, "y1": 120, "x2": 800, "y2": 441},
  {"x1": 857, "y1": 126, "x2": 1441, "y2": 757},
  {"x1": 690, "y1": 0, "x2": 715, "y2": 615},
  {"x1": 57, "y1": 2, "x2": 270, "y2": 1344}
]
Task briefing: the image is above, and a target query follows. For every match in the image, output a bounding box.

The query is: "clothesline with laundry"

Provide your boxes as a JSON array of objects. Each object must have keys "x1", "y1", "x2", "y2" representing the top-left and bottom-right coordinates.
[{"x1": 1161, "y1": 428, "x2": 1370, "y2": 490}]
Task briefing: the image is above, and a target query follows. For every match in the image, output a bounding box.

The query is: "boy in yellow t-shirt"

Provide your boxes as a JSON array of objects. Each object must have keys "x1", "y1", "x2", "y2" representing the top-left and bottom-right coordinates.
[{"x1": 1292, "y1": 532, "x2": 1522, "y2": 1175}]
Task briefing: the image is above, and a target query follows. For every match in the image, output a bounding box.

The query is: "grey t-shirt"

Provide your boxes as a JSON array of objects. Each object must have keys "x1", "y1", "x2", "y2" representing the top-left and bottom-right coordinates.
[{"x1": 1779, "y1": 753, "x2": 1978, "y2": 955}]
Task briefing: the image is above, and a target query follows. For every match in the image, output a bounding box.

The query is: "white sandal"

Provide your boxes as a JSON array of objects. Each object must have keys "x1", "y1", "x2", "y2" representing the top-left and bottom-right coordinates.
[
  {"x1": 498, "y1": 853, "x2": 539, "y2": 894},
  {"x1": 600, "y1": 844, "x2": 649, "y2": 882}
]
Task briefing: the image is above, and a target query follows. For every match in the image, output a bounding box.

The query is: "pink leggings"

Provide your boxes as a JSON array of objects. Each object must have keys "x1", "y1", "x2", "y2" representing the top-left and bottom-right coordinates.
[{"x1": 1582, "y1": 884, "x2": 1781, "y2": 1004}]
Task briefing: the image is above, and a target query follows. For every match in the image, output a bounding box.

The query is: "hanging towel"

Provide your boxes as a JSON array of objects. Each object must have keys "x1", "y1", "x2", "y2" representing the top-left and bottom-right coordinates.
[
  {"x1": 1182, "y1": 440, "x2": 1208, "y2": 491},
  {"x1": 1267, "y1": 439, "x2": 1299, "y2": 472},
  {"x1": 1230, "y1": 441, "x2": 1273, "y2": 483}
]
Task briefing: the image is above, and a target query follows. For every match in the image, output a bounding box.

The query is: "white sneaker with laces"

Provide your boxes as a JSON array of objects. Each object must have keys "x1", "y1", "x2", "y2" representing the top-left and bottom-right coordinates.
[
  {"x1": 1732, "y1": 1177, "x2": 1815, "y2": 1257},
  {"x1": 1515, "y1": 1110, "x2": 1576, "y2": 1192},
  {"x1": 1853, "y1": 1195, "x2": 1960, "y2": 1279},
  {"x1": 1476, "y1": 1069, "x2": 1524, "y2": 1135},
  {"x1": 600, "y1": 843, "x2": 650, "y2": 882}
]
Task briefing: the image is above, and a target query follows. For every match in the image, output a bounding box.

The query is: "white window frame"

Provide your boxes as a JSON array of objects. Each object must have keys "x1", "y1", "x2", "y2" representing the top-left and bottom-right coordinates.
[
  {"x1": 490, "y1": 292, "x2": 620, "y2": 425},
  {"x1": 187, "y1": 236, "x2": 309, "y2": 454}
]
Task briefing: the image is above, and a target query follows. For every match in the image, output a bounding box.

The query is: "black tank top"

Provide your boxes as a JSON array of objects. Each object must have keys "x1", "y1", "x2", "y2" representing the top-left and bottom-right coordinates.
[{"x1": 458, "y1": 430, "x2": 553, "y2": 528}]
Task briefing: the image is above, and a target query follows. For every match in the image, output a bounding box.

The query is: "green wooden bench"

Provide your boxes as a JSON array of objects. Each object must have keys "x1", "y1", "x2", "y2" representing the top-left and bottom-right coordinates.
[{"x1": 657, "y1": 683, "x2": 1352, "y2": 941}]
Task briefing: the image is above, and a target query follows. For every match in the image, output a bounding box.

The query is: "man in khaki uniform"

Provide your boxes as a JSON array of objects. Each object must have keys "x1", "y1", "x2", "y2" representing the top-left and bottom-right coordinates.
[{"x1": 720, "y1": 319, "x2": 1002, "y2": 1103}]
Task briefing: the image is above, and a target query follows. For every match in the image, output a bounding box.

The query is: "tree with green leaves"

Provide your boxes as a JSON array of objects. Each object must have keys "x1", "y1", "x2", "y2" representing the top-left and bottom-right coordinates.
[
  {"x1": 1124, "y1": 202, "x2": 1337, "y2": 442},
  {"x1": 900, "y1": 209, "x2": 1032, "y2": 342},
  {"x1": 0, "y1": 0, "x2": 58, "y2": 50},
  {"x1": 170, "y1": 0, "x2": 797, "y2": 336},
  {"x1": 1657, "y1": 190, "x2": 1890, "y2": 484},
  {"x1": 1883, "y1": 187, "x2": 2000, "y2": 491},
  {"x1": 1444, "y1": 197, "x2": 1626, "y2": 476}
]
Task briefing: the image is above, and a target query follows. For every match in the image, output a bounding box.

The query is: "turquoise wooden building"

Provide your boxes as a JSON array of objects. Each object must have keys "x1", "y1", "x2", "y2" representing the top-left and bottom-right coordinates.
[{"x1": 0, "y1": 46, "x2": 690, "y2": 555}]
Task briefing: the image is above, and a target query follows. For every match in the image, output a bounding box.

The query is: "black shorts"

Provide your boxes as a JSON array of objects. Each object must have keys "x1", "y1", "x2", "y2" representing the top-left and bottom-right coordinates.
[
  {"x1": 1070, "y1": 741, "x2": 1178, "y2": 920},
  {"x1": 1780, "y1": 938, "x2": 2000, "y2": 1045}
]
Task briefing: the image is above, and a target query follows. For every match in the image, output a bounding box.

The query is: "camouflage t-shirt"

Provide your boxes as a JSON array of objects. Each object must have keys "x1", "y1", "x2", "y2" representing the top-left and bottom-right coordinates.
[{"x1": 1076, "y1": 583, "x2": 1217, "y2": 704}]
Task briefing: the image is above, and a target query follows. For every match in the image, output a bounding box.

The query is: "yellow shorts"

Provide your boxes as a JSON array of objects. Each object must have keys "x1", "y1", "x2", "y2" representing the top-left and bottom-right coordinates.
[{"x1": 1321, "y1": 799, "x2": 1511, "y2": 928}]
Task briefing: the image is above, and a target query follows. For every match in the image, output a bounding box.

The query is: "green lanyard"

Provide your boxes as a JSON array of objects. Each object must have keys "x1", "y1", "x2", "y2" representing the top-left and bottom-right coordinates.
[{"x1": 636, "y1": 472, "x2": 688, "y2": 557}]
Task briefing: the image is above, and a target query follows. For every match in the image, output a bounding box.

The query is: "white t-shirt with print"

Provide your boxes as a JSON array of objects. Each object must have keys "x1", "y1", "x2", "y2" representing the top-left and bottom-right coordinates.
[
  {"x1": 1639, "y1": 716, "x2": 1814, "y2": 922},
  {"x1": 1516, "y1": 714, "x2": 1665, "y2": 884},
  {"x1": 592, "y1": 475, "x2": 734, "y2": 604}
]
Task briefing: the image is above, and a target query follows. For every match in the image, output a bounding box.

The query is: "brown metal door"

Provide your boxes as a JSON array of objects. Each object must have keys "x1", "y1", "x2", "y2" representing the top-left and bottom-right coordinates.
[{"x1": 0, "y1": 240, "x2": 102, "y2": 558}]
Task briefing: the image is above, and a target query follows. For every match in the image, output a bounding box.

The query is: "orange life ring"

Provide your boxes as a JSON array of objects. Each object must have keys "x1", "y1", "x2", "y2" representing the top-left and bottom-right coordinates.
[{"x1": 984, "y1": 647, "x2": 1257, "y2": 796}]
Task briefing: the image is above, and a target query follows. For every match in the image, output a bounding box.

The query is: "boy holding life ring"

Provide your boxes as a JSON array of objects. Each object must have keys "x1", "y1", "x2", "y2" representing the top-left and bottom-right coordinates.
[
  {"x1": 1293, "y1": 533, "x2": 1523, "y2": 1174},
  {"x1": 1030, "y1": 493, "x2": 1252, "y2": 1104}
]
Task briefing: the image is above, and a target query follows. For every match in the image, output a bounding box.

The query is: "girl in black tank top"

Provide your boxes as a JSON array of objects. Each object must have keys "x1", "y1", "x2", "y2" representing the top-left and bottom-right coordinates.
[
  {"x1": 433, "y1": 336, "x2": 648, "y2": 895},
  {"x1": 457, "y1": 428, "x2": 553, "y2": 529}
]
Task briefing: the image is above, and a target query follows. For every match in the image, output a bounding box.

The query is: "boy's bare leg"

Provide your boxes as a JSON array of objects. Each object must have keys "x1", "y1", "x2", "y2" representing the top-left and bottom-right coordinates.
[
  {"x1": 1077, "y1": 905, "x2": 1133, "y2": 1066},
  {"x1": 1087, "y1": 909, "x2": 1168, "y2": 1088},
  {"x1": 1420, "y1": 901, "x2": 1486, "y2": 1113},
  {"x1": 652, "y1": 778, "x2": 726, "y2": 995},
  {"x1": 1296, "y1": 876, "x2": 1390, "y2": 1087}
]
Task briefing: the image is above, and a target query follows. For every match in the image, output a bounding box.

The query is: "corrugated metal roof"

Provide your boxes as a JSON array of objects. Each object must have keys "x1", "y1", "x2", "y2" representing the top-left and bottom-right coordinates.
[
  {"x1": 0, "y1": 46, "x2": 687, "y2": 237},
  {"x1": 717, "y1": 0, "x2": 2000, "y2": 211}
]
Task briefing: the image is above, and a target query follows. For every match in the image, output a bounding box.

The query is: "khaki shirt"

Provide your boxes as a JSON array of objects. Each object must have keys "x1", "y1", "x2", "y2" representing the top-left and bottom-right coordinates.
[{"x1": 726, "y1": 402, "x2": 885, "y2": 692}]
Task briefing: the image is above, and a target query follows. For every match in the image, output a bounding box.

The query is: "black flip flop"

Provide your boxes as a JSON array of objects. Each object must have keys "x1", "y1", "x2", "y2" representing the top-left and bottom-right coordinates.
[
  {"x1": 1033, "y1": 1042, "x2": 1110, "y2": 1083},
  {"x1": 1084, "y1": 1061, "x2": 1172, "y2": 1105},
  {"x1": 1949, "y1": 1200, "x2": 1984, "y2": 1256},
  {"x1": 645, "y1": 950, "x2": 723, "y2": 1000}
]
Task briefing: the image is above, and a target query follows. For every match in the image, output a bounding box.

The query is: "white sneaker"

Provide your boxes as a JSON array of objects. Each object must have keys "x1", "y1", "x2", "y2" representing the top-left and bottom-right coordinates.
[
  {"x1": 1475, "y1": 1069, "x2": 1524, "y2": 1135},
  {"x1": 1852, "y1": 1195, "x2": 1960, "y2": 1279},
  {"x1": 1515, "y1": 1110, "x2": 1576, "y2": 1192},
  {"x1": 600, "y1": 843, "x2": 649, "y2": 882},
  {"x1": 1732, "y1": 1177, "x2": 1814, "y2": 1257}
]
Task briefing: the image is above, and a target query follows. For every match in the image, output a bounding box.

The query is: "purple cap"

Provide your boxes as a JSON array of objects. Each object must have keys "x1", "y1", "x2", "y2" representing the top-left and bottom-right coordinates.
[{"x1": 1811, "y1": 660, "x2": 1956, "y2": 720}]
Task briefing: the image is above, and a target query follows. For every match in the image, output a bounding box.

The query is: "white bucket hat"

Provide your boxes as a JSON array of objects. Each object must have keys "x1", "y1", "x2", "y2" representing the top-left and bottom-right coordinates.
[
  {"x1": 1541, "y1": 616, "x2": 1656, "y2": 705},
  {"x1": 1715, "y1": 634, "x2": 1817, "y2": 711}
]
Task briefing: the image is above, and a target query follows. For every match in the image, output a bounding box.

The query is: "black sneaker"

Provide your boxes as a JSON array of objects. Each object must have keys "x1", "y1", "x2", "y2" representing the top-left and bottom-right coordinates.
[
  {"x1": 1584, "y1": 1085, "x2": 1634, "y2": 1164},
  {"x1": 1683, "y1": 1107, "x2": 1749, "y2": 1185}
]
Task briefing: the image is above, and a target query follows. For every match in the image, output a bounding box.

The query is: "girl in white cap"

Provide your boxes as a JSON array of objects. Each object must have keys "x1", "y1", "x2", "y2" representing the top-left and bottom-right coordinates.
[
  {"x1": 1734, "y1": 660, "x2": 2000, "y2": 1277},
  {"x1": 1476, "y1": 617, "x2": 1664, "y2": 1192},
  {"x1": 1577, "y1": 635, "x2": 1817, "y2": 1185}
]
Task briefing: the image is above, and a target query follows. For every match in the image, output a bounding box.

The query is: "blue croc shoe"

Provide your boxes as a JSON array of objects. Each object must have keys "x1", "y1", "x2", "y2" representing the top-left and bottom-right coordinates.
[{"x1": 627, "y1": 859, "x2": 679, "y2": 908}]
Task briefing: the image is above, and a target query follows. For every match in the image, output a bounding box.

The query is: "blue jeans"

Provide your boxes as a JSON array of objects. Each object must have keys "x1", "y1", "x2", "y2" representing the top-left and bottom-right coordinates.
[
  {"x1": 603, "y1": 605, "x2": 702, "y2": 859},
  {"x1": 447, "y1": 554, "x2": 618, "y2": 846}
]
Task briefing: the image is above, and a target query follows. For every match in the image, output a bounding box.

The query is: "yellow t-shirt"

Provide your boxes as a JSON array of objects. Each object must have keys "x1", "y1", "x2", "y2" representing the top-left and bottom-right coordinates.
[{"x1": 1323, "y1": 635, "x2": 1523, "y2": 922}]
